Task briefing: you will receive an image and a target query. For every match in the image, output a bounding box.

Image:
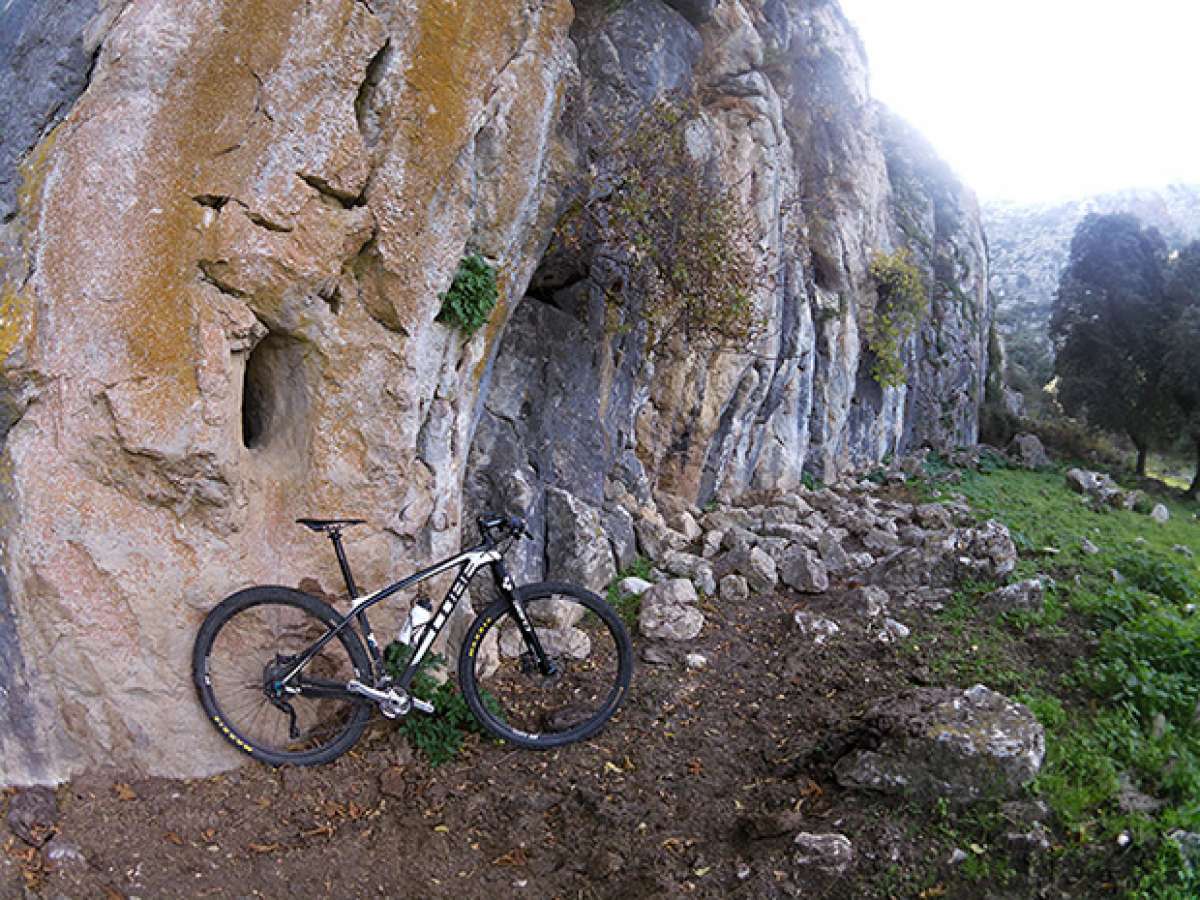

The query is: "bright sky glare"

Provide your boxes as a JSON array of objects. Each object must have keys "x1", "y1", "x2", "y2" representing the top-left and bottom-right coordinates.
[{"x1": 837, "y1": 0, "x2": 1200, "y2": 203}]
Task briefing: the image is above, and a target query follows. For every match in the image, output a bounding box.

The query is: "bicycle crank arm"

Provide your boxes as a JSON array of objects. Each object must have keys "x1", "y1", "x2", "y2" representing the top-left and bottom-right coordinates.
[{"x1": 346, "y1": 680, "x2": 435, "y2": 717}]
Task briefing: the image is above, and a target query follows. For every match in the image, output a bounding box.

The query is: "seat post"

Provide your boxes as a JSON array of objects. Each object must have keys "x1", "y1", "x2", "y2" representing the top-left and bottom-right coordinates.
[{"x1": 328, "y1": 530, "x2": 359, "y2": 600}]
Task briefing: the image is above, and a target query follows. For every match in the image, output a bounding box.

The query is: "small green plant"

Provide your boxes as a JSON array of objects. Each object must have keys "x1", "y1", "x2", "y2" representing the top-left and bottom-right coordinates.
[
  {"x1": 435, "y1": 254, "x2": 498, "y2": 338},
  {"x1": 865, "y1": 248, "x2": 928, "y2": 387},
  {"x1": 607, "y1": 557, "x2": 655, "y2": 629},
  {"x1": 383, "y1": 645, "x2": 498, "y2": 765}
]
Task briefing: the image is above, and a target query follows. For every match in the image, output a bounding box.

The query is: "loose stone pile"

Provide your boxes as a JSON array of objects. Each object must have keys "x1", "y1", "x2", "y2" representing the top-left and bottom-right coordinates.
[{"x1": 618, "y1": 471, "x2": 1047, "y2": 818}]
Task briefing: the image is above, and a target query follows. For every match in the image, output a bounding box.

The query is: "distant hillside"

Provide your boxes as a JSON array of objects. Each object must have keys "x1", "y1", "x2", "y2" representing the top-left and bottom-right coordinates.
[{"x1": 984, "y1": 184, "x2": 1200, "y2": 393}]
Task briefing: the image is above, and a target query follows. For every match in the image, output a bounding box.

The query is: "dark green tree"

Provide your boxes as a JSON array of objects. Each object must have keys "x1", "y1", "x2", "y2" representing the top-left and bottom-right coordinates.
[
  {"x1": 1162, "y1": 241, "x2": 1200, "y2": 497},
  {"x1": 1050, "y1": 214, "x2": 1172, "y2": 475}
]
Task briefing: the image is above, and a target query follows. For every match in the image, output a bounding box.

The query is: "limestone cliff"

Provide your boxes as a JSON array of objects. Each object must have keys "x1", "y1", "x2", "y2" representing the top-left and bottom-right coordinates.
[{"x1": 0, "y1": 0, "x2": 990, "y2": 784}]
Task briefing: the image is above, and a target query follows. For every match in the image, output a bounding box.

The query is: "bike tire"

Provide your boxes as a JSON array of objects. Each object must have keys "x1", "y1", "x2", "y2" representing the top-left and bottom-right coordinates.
[
  {"x1": 458, "y1": 581, "x2": 633, "y2": 749},
  {"x1": 192, "y1": 585, "x2": 373, "y2": 767}
]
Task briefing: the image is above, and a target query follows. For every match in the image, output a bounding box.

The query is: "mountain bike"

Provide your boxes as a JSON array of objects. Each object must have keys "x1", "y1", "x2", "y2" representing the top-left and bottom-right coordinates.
[{"x1": 192, "y1": 514, "x2": 633, "y2": 766}]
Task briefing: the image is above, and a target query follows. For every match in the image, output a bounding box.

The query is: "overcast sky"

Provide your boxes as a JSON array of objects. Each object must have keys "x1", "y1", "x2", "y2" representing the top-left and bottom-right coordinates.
[{"x1": 837, "y1": 0, "x2": 1200, "y2": 204}]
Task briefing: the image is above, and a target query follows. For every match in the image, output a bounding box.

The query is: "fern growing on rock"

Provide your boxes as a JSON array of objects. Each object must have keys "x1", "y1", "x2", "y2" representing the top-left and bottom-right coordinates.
[{"x1": 436, "y1": 254, "x2": 498, "y2": 338}]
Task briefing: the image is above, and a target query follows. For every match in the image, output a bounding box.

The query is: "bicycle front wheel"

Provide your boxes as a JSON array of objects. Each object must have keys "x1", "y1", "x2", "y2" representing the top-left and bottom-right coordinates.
[
  {"x1": 458, "y1": 581, "x2": 633, "y2": 749},
  {"x1": 192, "y1": 586, "x2": 373, "y2": 767}
]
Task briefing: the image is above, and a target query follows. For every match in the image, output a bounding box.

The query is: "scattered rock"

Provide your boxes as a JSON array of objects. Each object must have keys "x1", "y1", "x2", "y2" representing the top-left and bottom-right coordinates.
[
  {"x1": 1081, "y1": 538, "x2": 1100, "y2": 555},
  {"x1": 818, "y1": 530, "x2": 849, "y2": 572},
  {"x1": 876, "y1": 618, "x2": 910, "y2": 644},
  {"x1": 779, "y1": 545, "x2": 829, "y2": 593},
  {"x1": 792, "y1": 833, "x2": 854, "y2": 875},
  {"x1": 983, "y1": 579, "x2": 1044, "y2": 615},
  {"x1": 1174, "y1": 544, "x2": 1195, "y2": 559},
  {"x1": 914, "y1": 503, "x2": 952, "y2": 530},
  {"x1": 1066, "y1": 468, "x2": 1098, "y2": 495},
  {"x1": 701, "y1": 529, "x2": 724, "y2": 559},
  {"x1": 845, "y1": 585, "x2": 889, "y2": 618},
  {"x1": 43, "y1": 836, "x2": 87, "y2": 870},
  {"x1": 793, "y1": 610, "x2": 840, "y2": 644},
  {"x1": 1007, "y1": 433, "x2": 1050, "y2": 469},
  {"x1": 685, "y1": 652, "x2": 708, "y2": 670},
  {"x1": 1001, "y1": 799, "x2": 1051, "y2": 826},
  {"x1": 640, "y1": 644, "x2": 675, "y2": 666},
  {"x1": 1150, "y1": 503, "x2": 1170, "y2": 524},
  {"x1": 1168, "y1": 830, "x2": 1200, "y2": 872},
  {"x1": 1006, "y1": 823, "x2": 1051, "y2": 858},
  {"x1": 719, "y1": 574, "x2": 749, "y2": 604},
  {"x1": 730, "y1": 545, "x2": 778, "y2": 594},
  {"x1": 638, "y1": 579, "x2": 705, "y2": 641},
  {"x1": 618, "y1": 576, "x2": 653, "y2": 596},
  {"x1": 834, "y1": 685, "x2": 1045, "y2": 803},
  {"x1": 1116, "y1": 773, "x2": 1164, "y2": 815},
  {"x1": 6, "y1": 786, "x2": 59, "y2": 847}
]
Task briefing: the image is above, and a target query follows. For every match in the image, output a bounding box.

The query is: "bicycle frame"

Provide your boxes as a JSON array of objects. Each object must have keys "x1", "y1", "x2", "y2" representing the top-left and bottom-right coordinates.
[{"x1": 279, "y1": 531, "x2": 548, "y2": 698}]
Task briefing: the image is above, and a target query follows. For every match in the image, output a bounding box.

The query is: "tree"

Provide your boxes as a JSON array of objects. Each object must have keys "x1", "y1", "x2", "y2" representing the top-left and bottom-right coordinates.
[
  {"x1": 1162, "y1": 241, "x2": 1200, "y2": 498},
  {"x1": 1050, "y1": 214, "x2": 1172, "y2": 475}
]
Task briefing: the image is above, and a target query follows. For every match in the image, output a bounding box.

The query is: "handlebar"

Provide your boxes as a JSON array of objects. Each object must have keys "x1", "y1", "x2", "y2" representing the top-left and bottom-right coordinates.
[{"x1": 477, "y1": 513, "x2": 532, "y2": 542}]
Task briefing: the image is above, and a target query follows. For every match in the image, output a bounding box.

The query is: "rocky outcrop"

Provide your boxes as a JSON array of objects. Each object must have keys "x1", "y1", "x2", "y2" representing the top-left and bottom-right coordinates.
[
  {"x1": 834, "y1": 684, "x2": 1045, "y2": 803},
  {"x1": 0, "y1": 0, "x2": 992, "y2": 783}
]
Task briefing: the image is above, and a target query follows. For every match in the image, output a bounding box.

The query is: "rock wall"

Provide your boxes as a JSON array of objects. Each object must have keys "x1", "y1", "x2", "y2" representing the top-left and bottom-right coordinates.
[{"x1": 0, "y1": 0, "x2": 989, "y2": 784}]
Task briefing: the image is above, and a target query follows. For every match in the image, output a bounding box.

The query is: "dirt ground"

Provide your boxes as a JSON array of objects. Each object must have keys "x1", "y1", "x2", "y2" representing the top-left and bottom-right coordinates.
[{"x1": 3, "y1": 555, "x2": 1086, "y2": 900}]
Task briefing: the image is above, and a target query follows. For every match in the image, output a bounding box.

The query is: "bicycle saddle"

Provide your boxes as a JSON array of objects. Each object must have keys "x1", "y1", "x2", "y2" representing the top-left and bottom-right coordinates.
[{"x1": 296, "y1": 518, "x2": 366, "y2": 533}]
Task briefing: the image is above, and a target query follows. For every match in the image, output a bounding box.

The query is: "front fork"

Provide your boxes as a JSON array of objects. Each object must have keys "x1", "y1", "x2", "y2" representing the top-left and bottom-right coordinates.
[{"x1": 492, "y1": 560, "x2": 558, "y2": 677}]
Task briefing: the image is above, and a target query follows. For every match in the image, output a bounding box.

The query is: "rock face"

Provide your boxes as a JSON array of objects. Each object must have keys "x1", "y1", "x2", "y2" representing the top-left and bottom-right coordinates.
[
  {"x1": 0, "y1": 0, "x2": 992, "y2": 783},
  {"x1": 834, "y1": 685, "x2": 1045, "y2": 803}
]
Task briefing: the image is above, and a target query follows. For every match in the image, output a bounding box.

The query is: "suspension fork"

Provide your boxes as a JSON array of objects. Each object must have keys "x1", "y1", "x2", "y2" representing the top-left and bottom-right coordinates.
[{"x1": 492, "y1": 560, "x2": 558, "y2": 677}]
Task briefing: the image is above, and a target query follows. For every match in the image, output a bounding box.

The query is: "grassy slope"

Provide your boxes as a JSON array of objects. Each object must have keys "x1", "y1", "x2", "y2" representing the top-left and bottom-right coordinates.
[{"x1": 911, "y1": 460, "x2": 1200, "y2": 897}]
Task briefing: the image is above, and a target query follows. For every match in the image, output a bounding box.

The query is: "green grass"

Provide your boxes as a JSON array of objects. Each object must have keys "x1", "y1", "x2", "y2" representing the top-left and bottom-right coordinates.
[
  {"x1": 917, "y1": 463, "x2": 1200, "y2": 896},
  {"x1": 382, "y1": 647, "x2": 500, "y2": 766},
  {"x1": 607, "y1": 557, "x2": 654, "y2": 629}
]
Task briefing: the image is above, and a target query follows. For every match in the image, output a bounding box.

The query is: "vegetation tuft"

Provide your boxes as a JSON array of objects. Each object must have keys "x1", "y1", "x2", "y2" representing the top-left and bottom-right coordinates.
[
  {"x1": 607, "y1": 557, "x2": 655, "y2": 630},
  {"x1": 435, "y1": 254, "x2": 498, "y2": 338},
  {"x1": 383, "y1": 645, "x2": 500, "y2": 766},
  {"x1": 556, "y1": 95, "x2": 765, "y2": 354},
  {"x1": 865, "y1": 248, "x2": 928, "y2": 387}
]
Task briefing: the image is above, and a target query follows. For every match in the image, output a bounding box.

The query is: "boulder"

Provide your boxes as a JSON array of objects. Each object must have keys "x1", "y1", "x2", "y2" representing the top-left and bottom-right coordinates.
[
  {"x1": 546, "y1": 489, "x2": 617, "y2": 594},
  {"x1": 1007, "y1": 433, "x2": 1050, "y2": 469},
  {"x1": 956, "y1": 520, "x2": 1019, "y2": 581},
  {"x1": 728, "y1": 545, "x2": 778, "y2": 594},
  {"x1": 661, "y1": 550, "x2": 716, "y2": 594},
  {"x1": 834, "y1": 685, "x2": 1045, "y2": 803},
  {"x1": 1150, "y1": 504, "x2": 1170, "y2": 524},
  {"x1": 983, "y1": 579, "x2": 1045, "y2": 615},
  {"x1": 780, "y1": 545, "x2": 829, "y2": 593},
  {"x1": 817, "y1": 530, "x2": 849, "y2": 573},
  {"x1": 638, "y1": 579, "x2": 704, "y2": 641},
  {"x1": 603, "y1": 505, "x2": 639, "y2": 572},
  {"x1": 1065, "y1": 468, "x2": 1097, "y2": 495}
]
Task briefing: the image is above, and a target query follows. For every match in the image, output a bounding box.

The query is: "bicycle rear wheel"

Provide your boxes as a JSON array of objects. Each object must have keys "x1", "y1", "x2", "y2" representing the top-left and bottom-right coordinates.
[
  {"x1": 458, "y1": 581, "x2": 633, "y2": 749},
  {"x1": 192, "y1": 586, "x2": 373, "y2": 766}
]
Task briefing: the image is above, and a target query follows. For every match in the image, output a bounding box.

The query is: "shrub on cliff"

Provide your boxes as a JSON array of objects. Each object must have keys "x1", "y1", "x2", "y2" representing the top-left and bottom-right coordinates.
[
  {"x1": 865, "y1": 248, "x2": 927, "y2": 387},
  {"x1": 557, "y1": 96, "x2": 764, "y2": 354}
]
